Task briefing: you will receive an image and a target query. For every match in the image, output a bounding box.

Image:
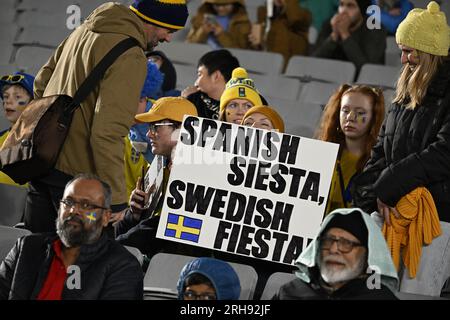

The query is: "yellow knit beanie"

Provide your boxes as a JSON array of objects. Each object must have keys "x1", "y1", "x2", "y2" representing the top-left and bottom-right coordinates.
[
  {"x1": 219, "y1": 67, "x2": 263, "y2": 112},
  {"x1": 241, "y1": 105, "x2": 285, "y2": 133},
  {"x1": 396, "y1": 1, "x2": 450, "y2": 56}
]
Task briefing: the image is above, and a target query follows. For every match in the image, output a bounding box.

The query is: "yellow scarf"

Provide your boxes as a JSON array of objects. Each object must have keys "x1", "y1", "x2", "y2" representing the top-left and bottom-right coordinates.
[{"x1": 382, "y1": 187, "x2": 441, "y2": 278}]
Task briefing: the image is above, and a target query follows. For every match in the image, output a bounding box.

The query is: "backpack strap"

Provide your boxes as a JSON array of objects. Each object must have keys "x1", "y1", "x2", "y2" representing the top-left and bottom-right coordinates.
[{"x1": 60, "y1": 37, "x2": 140, "y2": 123}]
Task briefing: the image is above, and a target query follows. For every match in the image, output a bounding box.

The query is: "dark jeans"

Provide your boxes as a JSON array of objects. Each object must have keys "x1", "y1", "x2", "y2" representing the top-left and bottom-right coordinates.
[{"x1": 23, "y1": 169, "x2": 73, "y2": 233}]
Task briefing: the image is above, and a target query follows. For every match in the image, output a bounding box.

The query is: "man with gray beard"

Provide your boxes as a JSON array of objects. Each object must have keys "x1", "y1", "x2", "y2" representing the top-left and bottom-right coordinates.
[
  {"x1": 0, "y1": 174, "x2": 143, "y2": 300},
  {"x1": 273, "y1": 208, "x2": 398, "y2": 299}
]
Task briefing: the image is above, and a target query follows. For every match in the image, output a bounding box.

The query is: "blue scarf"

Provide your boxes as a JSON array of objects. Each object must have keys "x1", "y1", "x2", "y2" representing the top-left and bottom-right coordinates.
[{"x1": 129, "y1": 100, "x2": 154, "y2": 163}]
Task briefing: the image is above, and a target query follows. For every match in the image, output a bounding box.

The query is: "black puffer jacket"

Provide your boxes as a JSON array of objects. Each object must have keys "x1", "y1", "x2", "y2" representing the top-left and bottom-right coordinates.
[
  {"x1": 353, "y1": 59, "x2": 450, "y2": 222},
  {"x1": 0, "y1": 233, "x2": 143, "y2": 300}
]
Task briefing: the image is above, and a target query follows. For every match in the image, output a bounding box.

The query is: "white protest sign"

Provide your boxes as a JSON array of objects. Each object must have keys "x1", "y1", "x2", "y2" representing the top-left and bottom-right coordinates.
[{"x1": 156, "y1": 116, "x2": 339, "y2": 265}]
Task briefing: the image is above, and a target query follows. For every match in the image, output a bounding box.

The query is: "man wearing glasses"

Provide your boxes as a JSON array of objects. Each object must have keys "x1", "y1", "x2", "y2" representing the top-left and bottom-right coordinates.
[
  {"x1": 115, "y1": 97, "x2": 210, "y2": 260},
  {"x1": 0, "y1": 174, "x2": 143, "y2": 300},
  {"x1": 273, "y1": 208, "x2": 399, "y2": 299}
]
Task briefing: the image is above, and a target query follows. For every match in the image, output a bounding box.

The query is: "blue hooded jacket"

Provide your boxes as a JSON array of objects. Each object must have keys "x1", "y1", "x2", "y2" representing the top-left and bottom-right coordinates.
[{"x1": 176, "y1": 257, "x2": 241, "y2": 300}]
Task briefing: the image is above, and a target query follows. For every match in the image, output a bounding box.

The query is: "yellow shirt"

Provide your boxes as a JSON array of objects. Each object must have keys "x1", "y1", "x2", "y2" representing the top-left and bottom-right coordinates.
[
  {"x1": 325, "y1": 149, "x2": 360, "y2": 215},
  {"x1": 0, "y1": 130, "x2": 27, "y2": 187},
  {"x1": 124, "y1": 136, "x2": 149, "y2": 201}
]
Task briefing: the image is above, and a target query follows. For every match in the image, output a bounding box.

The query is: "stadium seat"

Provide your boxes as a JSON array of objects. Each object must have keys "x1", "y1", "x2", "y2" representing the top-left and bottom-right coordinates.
[
  {"x1": 357, "y1": 64, "x2": 402, "y2": 89},
  {"x1": 157, "y1": 42, "x2": 210, "y2": 67},
  {"x1": 0, "y1": 184, "x2": 28, "y2": 227},
  {"x1": 385, "y1": 36, "x2": 401, "y2": 67},
  {"x1": 15, "y1": 26, "x2": 71, "y2": 48},
  {"x1": 0, "y1": 226, "x2": 31, "y2": 261},
  {"x1": 228, "y1": 48, "x2": 284, "y2": 75},
  {"x1": 124, "y1": 246, "x2": 144, "y2": 267},
  {"x1": 284, "y1": 56, "x2": 356, "y2": 84},
  {"x1": 15, "y1": 10, "x2": 69, "y2": 28},
  {"x1": 0, "y1": 24, "x2": 20, "y2": 45},
  {"x1": 250, "y1": 73, "x2": 302, "y2": 101},
  {"x1": 13, "y1": 46, "x2": 53, "y2": 75},
  {"x1": 259, "y1": 272, "x2": 297, "y2": 300},
  {"x1": 143, "y1": 252, "x2": 258, "y2": 300},
  {"x1": 173, "y1": 63, "x2": 197, "y2": 90}
]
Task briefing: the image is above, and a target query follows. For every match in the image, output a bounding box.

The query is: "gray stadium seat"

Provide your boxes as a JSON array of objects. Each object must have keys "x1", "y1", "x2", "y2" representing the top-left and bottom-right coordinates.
[
  {"x1": 124, "y1": 246, "x2": 144, "y2": 267},
  {"x1": 157, "y1": 42, "x2": 210, "y2": 67},
  {"x1": 285, "y1": 82, "x2": 339, "y2": 138},
  {"x1": 173, "y1": 63, "x2": 197, "y2": 90},
  {"x1": 13, "y1": 46, "x2": 53, "y2": 75},
  {"x1": 385, "y1": 36, "x2": 401, "y2": 67},
  {"x1": 0, "y1": 24, "x2": 20, "y2": 44},
  {"x1": 357, "y1": 64, "x2": 402, "y2": 89},
  {"x1": 0, "y1": 184, "x2": 28, "y2": 227},
  {"x1": 285, "y1": 55, "x2": 356, "y2": 84},
  {"x1": 15, "y1": 10, "x2": 69, "y2": 28},
  {"x1": 228, "y1": 48, "x2": 284, "y2": 75},
  {"x1": 143, "y1": 252, "x2": 258, "y2": 300},
  {"x1": 0, "y1": 7, "x2": 17, "y2": 24},
  {"x1": 0, "y1": 226, "x2": 31, "y2": 261},
  {"x1": 250, "y1": 73, "x2": 302, "y2": 101},
  {"x1": 15, "y1": 26, "x2": 71, "y2": 48},
  {"x1": 0, "y1": 43, "x2": 14, "y2": 65},
  {"x1": 259, "y1": 272, "x2": 297, "y2": 300}
]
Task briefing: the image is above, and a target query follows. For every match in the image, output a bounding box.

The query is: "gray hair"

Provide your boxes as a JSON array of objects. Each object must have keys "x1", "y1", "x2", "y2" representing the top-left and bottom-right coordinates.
[{"x1": 65, "y1": 173, "x2": 112, "y2": 209}]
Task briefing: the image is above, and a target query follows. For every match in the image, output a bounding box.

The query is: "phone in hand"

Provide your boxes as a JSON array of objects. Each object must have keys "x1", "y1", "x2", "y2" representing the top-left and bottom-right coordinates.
[{"x1": 204, "y1": 13, "x2": 218, "y2": 25}]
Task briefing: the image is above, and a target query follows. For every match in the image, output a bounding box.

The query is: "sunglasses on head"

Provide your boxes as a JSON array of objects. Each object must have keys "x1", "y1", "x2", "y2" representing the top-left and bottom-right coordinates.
[{"x1": 1, "y1": 75, "x2": 25, "y2": 83}]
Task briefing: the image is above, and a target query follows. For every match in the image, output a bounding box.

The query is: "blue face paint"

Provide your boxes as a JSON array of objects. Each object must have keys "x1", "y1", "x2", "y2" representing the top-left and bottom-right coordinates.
[{"x1": 17, "y1": 101, "x2": 28, "y2": 106}]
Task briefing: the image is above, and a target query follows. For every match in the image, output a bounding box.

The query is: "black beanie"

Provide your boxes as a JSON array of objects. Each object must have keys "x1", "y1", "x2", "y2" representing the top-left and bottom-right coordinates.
[
  {"x1": 322, "y1": 210, "x2": 368, "y2": 248},
  {"x1": 357, "y1": 0, "x2": 371, "y2": 17}
]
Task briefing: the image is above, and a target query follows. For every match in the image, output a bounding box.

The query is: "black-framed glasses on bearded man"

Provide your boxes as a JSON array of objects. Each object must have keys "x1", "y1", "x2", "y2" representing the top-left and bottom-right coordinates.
[
  {"x1": 148, "y1": 122, "x2": 175, "y2": 135},
  {"x1": 320, "y1": 235, "x2": 364, "y2": 253},
  {"x1": 60, "y1": 198, "x2": 108, "y2": 212},
  {"x1": 1, "y1": 74, "x2": 25, "y2": 83}
]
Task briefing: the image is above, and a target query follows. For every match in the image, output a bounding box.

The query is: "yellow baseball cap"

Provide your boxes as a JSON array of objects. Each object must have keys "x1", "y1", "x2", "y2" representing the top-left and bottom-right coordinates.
[{"x1": 135, "y1": 96, "x2": 198, "y2": 123}]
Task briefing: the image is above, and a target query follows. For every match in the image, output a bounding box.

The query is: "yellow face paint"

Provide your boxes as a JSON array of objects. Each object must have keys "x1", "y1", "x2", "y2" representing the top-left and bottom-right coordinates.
[{"x1": 85, "y1": 212, "x2": 97, "y2": 222}]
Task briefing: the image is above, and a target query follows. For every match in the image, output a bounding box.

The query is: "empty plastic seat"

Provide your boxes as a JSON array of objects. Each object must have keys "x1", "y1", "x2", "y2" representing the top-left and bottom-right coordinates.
[
  {"x1": 15, "y1": 26, "x2": 71, "y2": 48},
  {"x1": 259, "y1": 272, "x2": 297, "y2": 300},
  {"x1": 250, "y1": 73, "x2": 302, "y2": 101},
  {"x1": 13, "y1": 46, "x2": 53, "y2": 74},
  {"x1": 0, "y1": 184, "x2": 28, "y2": 227},
  {"x1": 0, "y1": 226, "x2": 31, "y2": 261},
  {"x1": 357, "y1": 64, "x2": 402, "y2": 89},
  {"x1": 173, "y1": 63, "x2": 197, "y2": 90},
  {"x1": 228, "y1": 48, "x2": 284, "y2": 75},
  {"x1": 285, "y1": 82, "x2": 339, "y2": 138},
  {"x1": 157, "y1": 42, "x2": 210, "y2": 67},
  {"x1": 16, "y1": 10, "x2": 70, "y2": 28},
  {"x1": 143, "y1": 252, "x2": 258, "y2": 300},
  {"x1": 285, "y1": 55, "x2": 356, "y2": 84},
  {"x1": 124, "y1": 246, "x2": 144, "y2": 266},
  {"x1": 385, "y1": 36, "x2": 401, "y2": 67},
  {"x1": 0, "y1": 24, "x2": 19, "y2": 44}
]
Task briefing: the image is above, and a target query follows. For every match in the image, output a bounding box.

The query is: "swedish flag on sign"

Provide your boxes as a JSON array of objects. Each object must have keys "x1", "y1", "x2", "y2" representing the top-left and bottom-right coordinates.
[{"x1": 165, "y1": 213, "x2": 202, "y2": 243}]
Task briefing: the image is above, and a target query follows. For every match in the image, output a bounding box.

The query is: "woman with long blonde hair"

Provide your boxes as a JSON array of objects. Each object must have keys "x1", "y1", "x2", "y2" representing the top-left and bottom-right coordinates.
[
  {"x1": 316, "y1": 84, "x2": 385, "y2": 214},
  {"x1": 352, "y1": 1, "x2": 450, "y2": 296}
]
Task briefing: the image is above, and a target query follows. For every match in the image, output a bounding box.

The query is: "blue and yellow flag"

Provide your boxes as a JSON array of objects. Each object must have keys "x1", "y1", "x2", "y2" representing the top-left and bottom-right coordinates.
[{"x1": 165, "y1": 213, "x2": 202, "y2": 243}]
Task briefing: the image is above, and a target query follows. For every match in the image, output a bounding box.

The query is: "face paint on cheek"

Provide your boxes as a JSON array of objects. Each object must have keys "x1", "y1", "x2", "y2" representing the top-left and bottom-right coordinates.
[
  {"x1": 16, "y1": 101, "x2": 28, "y2": 112},
  {"x1": 85, "y1": 212, "x2": 97, "y2": 223},
  {"x1": 355, "y1": 114, "x2": 366, "y2": 125}
]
